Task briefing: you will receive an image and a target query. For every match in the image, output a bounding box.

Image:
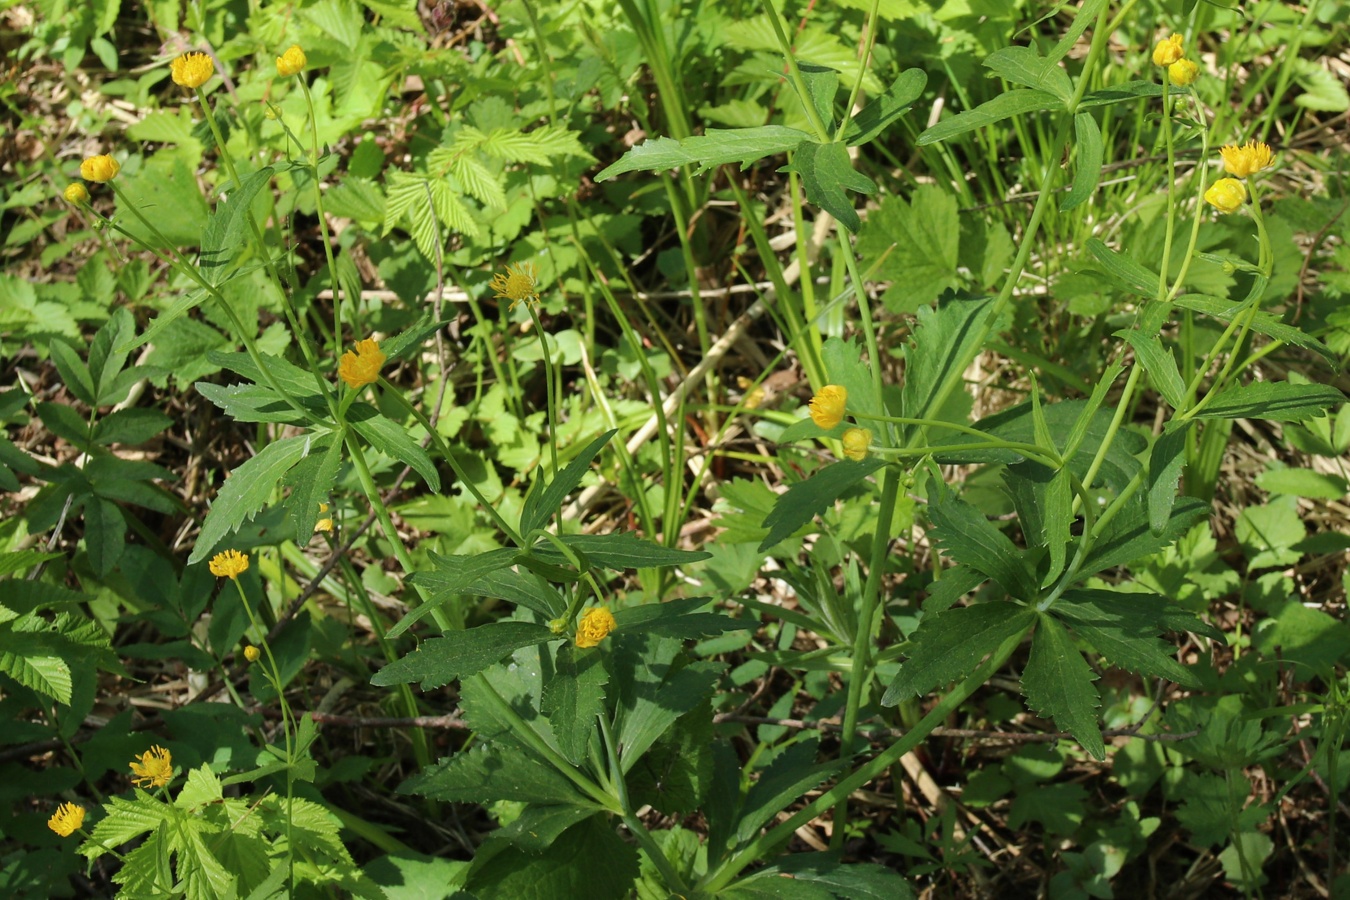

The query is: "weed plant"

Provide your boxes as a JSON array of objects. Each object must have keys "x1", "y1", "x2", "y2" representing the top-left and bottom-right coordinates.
[{"x1": 2, "y1": 0, "x2": 1349, "y2": 897}]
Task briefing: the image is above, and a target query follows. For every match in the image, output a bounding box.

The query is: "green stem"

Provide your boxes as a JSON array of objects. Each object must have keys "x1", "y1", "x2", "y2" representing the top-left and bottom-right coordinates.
[{"x1": 758, "y1": 0, "x2": 831, "y2": 141}]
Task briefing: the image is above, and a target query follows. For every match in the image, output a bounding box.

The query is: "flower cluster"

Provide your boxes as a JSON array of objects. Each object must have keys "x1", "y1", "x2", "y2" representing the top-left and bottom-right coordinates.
[{"x1": 1151, "y1": 33, "x2": 1199, "y2": 86}]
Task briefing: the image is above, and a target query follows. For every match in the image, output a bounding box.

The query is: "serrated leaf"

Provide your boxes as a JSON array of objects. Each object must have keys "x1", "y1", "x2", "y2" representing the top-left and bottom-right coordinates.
[
  {"x1": 750, "y1": 854, "x2": 918, "y2": 900},
  {"x1": 1255, "y1": 467, "x2": 1348, "y2": 499},
  {"x1": 735, "y1": 740, "x2": 842, "y2": 849},
  {"x1": 595, "y1": 126, "x2": 812, "y2": 181},
  {"x1": 188, "y1": 435, "x2": 312, "y2": 564},
  {"x1": 83, "y1": 495, "x2": 126, "y2": 577},
  {"x1": 49, "y1": 340, "x2": 95, "y2": 406},
  {"x1": 1023, "y1": 613, "x2": 1104, "y2": 760},
  {"x1": 928, "y1": 483, "x2": 1037, "y2": 600},
  {"x1": 615, "y1": 636, "x2": 724, "y2": 769},
  {"x1": 521, "y1": 429, "x2": 616, "y2": 536},
  {"x1": 37, "y1": 401, "x2": 91, "y2": 448},
  {"x1": 611, "y1": 596, "x2": 745, "y2": 641},
  {"x1": 787, "y1": 139, "x2": 876, "y2": 233},
  {"x1": 200, "y1": 166, "x2": 273, "y2": 287},
  {"x1": 794, "y1": 62, "x2": 839, "y2": 133},
  {"x1": 882, "y1": 602, "x2": 1036, "y2": 705},
  {"x1": 174, "y1": 765, "x2": 224, "y2": 811},
  {"x1": 1055, "y1": 589, "x2": 1209, "y2": 683},
  {"x1": 0, "y1": 550, "x2": 62, "y2": 580},
  {"x1": 923, "y1": 565, "x2": 987, "y2": 615},
  {"x1": 553, "y1": 532, "x2": 711, "y2": 570},
  {"x1": 370, "y1": 622, "x2": 556, "y2": 689},
  {"x1": 1118, "y1": 331, "x2": 1185, "y2": 409},
  {"x1": 400, "y1": 741, "x2": 587, "y2": 805},
  {"x1": 758, "y1": 458, "x2": 888, "y2": 552},
  {"x1": 1061, "y1": 111, "x2": 1103, "y2": 211},
  {"x1": 1173, "y1": 293, "x2": 1335, "y2": 366},
  {"x1": 917, "y1": 89, "x2": 1062, "y2": 145},
  {"x1": 899, "y1": 293, "x2": 994, "y2": 429},
  {"x1": 392, "y1": 548, "x2": 522, "y2": 638},
  {"x1": 194, "y1": 382, "x2": 317, "y2": 424},
  {"x1": 283, "y1": 436, "x2": 342, "y2": 545},
  {"x1": 543, "y1": 645, "x2": 610, "y2": 764},
  {"x1": 821, "y1": 339, "x2": 882, "y2": 422},
  {"x1": 93, "y1": 408, "x2": 174, "y2": 446},
  {"x1": 0, "y1": 643, "x2": 72, "y2": 704},
  {"x1": 845, "y1": 68, "x2": 927, "y2": 145},
  {"x1": 464, "y1": 815, "x2": 638, "y2": 900},
  {"x1": 1194, "y1": 381, "x2": 1344, "y2": 422},
  {"x1": 1081, "y1": 494, "x2": 1209, "y2": 578},
  {"x1": 1077, "y1": 80, "x2": 1166, "y2": 109},
  {"x1": 83, "y1": 794, "x2": 168, "y2": 858},
  {"x1": 1148, "y1": 420, "x2": 1192, "y2": 534},
  {"x1": 347, "y1": 403, "x2": 441, "y2": 491}
]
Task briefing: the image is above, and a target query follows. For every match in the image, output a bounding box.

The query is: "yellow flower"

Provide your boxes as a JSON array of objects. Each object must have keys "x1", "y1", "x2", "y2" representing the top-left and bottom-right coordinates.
[
  {"x1": 808, "y1": 385, "x2": 848, "y2": 429},
  {"x1": 170, "y1": 52, "x2": 215, "y2": 89},
  {"x1": 209, "y1": 549, "x2": 249, "y2": 579},
  {"x1": 841, "y1": 427, "x2": 872, "y2": 461},
  {"x1": 47, "y1": 803, "x2": 85, "y2": 837},
  {"x1": 316, "y1": 502, "x2": 333, "y2": 533},
  {"x1": 1152, "y1": 33, "x2": 1184, "y2": 67},
  {"x1": 575, "y1": 606, "x2": 617, "y2": 649},
  {"x1": 80, "y1": 154, "x2": 120, "y2": 183},
  {"x1": 129, "y1": 746, "x2": 173, "y2": 789},
  {"x1": 63, "y1": 183, "x2": 90, "y2": 204},
  {"x1": 244, "y1": 645, "x2": 261, "y2": 663},
  {"x1": 489, "y1": 262, "x2": 540, "y2": 310},
  {"x1": 1219, "y1": 141, "x2": 1275, "y2": 178},
  {"x1": 1168, "y1": 58, "x2": 1199, "y2": 86},
  {"x1": 277, "y1": 45, "x2": 307, "y2": 77},
  {"x1": 1204, "y1": 177, "x2": 1248, "y2": 214},
  {"x1": 339, "y1": 338, "x2": 386, "y2": 389}
]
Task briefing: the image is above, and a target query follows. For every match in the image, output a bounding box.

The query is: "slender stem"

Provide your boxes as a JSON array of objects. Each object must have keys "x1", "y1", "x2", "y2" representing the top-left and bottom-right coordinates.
[
  {"x1": 758, "y1": 0, "x2": 831, "y2": 141},
  {"x1": 525, "y1": 303, "x2": 560, "y2": 484}
]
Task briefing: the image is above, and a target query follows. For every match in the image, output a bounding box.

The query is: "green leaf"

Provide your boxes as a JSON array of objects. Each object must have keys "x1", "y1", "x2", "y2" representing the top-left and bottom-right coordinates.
[
  {"x1": 1046, "y1": 0, "x2": 1108, "y2": 65},
  {"x1": 794, "y1": 62, "x2": 839, "y2": 133},
  {"x1": 1085, "y1": 238, "x2": 1157, "y2": 297},
  {"x1": 1173, "y1": 293, "x2": 1335, "y2": 366},
  {"x1": 1194, "y1": 381, "x2": 1344, "y2": 422},
  {"x1": 0, "y1": 637, "x2": 73, "y2": 704},
  {"x1": 348, "y1": 403, "x2": 441, "y2": 490},
  {"x1": 1076, "y1": 80, "x2": 1166, "y2": 109},
  {"x1": 628, "y1": 704, "x2": 715, "y2": 816},
  {"x1": 1255, "y1": 467, "x2": 1348, "y2": 499},
  {"x1": 595, "y1": 126, "x2": 812, "y2": 181},
  {"x1": 1147, "y1": 421, "x2": 1192, "y2": 534},
  {"x1": 199, "y1": 166, "x2": 274, "y2": 287},
  {"x1": 391, "y1": 548, "x2": 522, "y2": 638},
  {"x1": 82, "y1": 794, "x2": 166, "y2": 858},
  {"x1": 983, "y1": 45, "x2": 1073, "y2": 102},
  {"x1": 1023, "y1": 613, "x2": 1104, "y2": 760},
  {"x1": 1235, "y1": 494, "x2": 1305, "y2": 569},
  {"x1": 758, "y1": 458, "x2": 887, "y2": 552},
  {"x1": 1054, "y1": 589, "x2": 1211, "y2": 684},
  {"x1": 923, "y1": 565, "x2": 987, "y2": 615},
  {"x1": 612, "y1": 596, "x2": 746, "y2": 641},
  {"x1": 465, "y1": 815, "x2": 639, "y2": 900},
  {"x1": 0, "y1": 550, "x2": 62, "y2": 580},
  {"x1": 195, "y1": 382, "x2": 318, "y2": 424},
  {"x1": 917, "y1": 89, "x2": 1062, "y2": 146},
  {"x1": 555, "y1": 532, "x2": 711, "y2": 570},
  {"x1": 1061, "y1": 112, "x2": 1103, "y2": 211},
  {"x1": 401, "y1": 740, "x2": 588, "y2": 805},
  {"x1": 735, "y1": 739, "x2": 841, "y2": 848},
  {"x1": 1292, "y1": 57, "x2": 1350, "y2": 112},
  {"x1": 370, "y1": 622, "x2": 556, "y2": 689},
  {"x1": 208, "y1": 351, "x2": 328, "y2": 408},
  {"x1": 1118, "y1": 331, "x2": 1184, "y2": 409},
  {"x1": 857, "y1": 187, "x2": 962, "y2": 314},
  {"x1": 614, "y1": 635, "x2": 724, "y2": 769},
  {"x1": 822, "y1": 336, "x2": 883, "y2": 422},
  {"x1": 787, "y1": 139, "x2": 876, "y2": 233},
  {"x1": 174, "y1": 765, "x2": 224, "y2": 811},
  {"x1": 745, "y1": 855, "x2": 917, "y2": 900},
  {"x1": 928, "y1": 483, "x2": 1037, "y2": 600},
  {"x1": 92, "y1": 408, "x2": 174, "y2": 446},
  {"x1": 37, "y1": 401, "x2": 91, "y2": 448},
  {"x1": 542, "y1": 645, "x2": 609, "y2": 764},
  {"x1": 881, "y1": 602, "x2": 1036, "y2": 705},
  {"x1": 379, "y1": 308, "x2": 445, "y2": 365},
  {"x1": 899, "y1": 294, "x2": 994, "y2": 428},
  {"x1": 48, "y1": 340, "x2": 95, "y2": 406},
  {"x1": 521, "y1": 429, "x2": 616, "y2": 536},
  {"x1": 845, "y1": 68, "x2": 927, "y2": 145},
  {"x1": 1081, "y1": 494, "x2": 1209, "y2": 578},
  {"x1": 283, "y1": 436, "x2": 342, "y2": 545},
  {"x1": 83, "y1": 495, "x2": 126, "y2": 577},
  {"x1": 188, "y1": 435, "x2": 312, "y2": 564}
]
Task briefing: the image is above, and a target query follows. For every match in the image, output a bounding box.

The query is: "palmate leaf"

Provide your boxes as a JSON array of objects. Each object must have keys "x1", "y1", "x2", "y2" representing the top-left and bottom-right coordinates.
[
  {"x1": 460, "y1": 123, "x2": 594, "y2": 165},
  {"x1": 983, "y1": 45, "x2": 1073, "y2": 102},
  {"x1": 188, "y1": 435, "x2": 313, "y2": 564},
  {"x1": 464, "y1": 815, "x2": 639, "y2": 900},
  {"x1": 370, "y1": 621, "x2": 556, "y2": 689},
  {"x1": 881, "y1": 602, "x2": 1036, "y2": 706},
  {"x1": 1023, "y1": 613, "x2": 1104, "y2": 760},
  {"x1": 595, "y1": 126, "x2": 813, "y2": 181}
]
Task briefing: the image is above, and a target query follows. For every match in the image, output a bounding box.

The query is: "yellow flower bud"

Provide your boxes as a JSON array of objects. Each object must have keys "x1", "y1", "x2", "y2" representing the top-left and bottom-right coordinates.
[
  {"x1": 808, "y1": 385, "x2": 847, "y2": 429},
  {"x1": 1204, "y1": 177, "x2": 1247, "y2": 214},
  {"x1": 575, "y1": 606, "x2": 617, "y2": 649},
  {"x1": 277, "y1": 45, "x2": 307, "y2": 77},
  {"x1": 1152, "y1": 33, "x2": 1184, "y2": 67},
  {"x1": 244, "y1": 645, "x2": 261, "y2": 663},
  {"x1": 80, "y1": 154, "x2": 120, "y2": 183},
  {"x1": 338, "y1": 338, "x2": 385, "y2": 389},
  {"x1": 841, "y1": 427, "x2": 872, "y2": 461},
  {"x1": 63, "y1": 183, "x2": 90, "y2": 204},
  {"x1": 1168, "y1": 58, "x2": 1199, "y2": 86},
  {"x1": 170, "y1": 52, "x2": 215, "y2": 89},
  {"x1": 1219, "y1": 141, "x2": 1275, "y2": 178}
]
